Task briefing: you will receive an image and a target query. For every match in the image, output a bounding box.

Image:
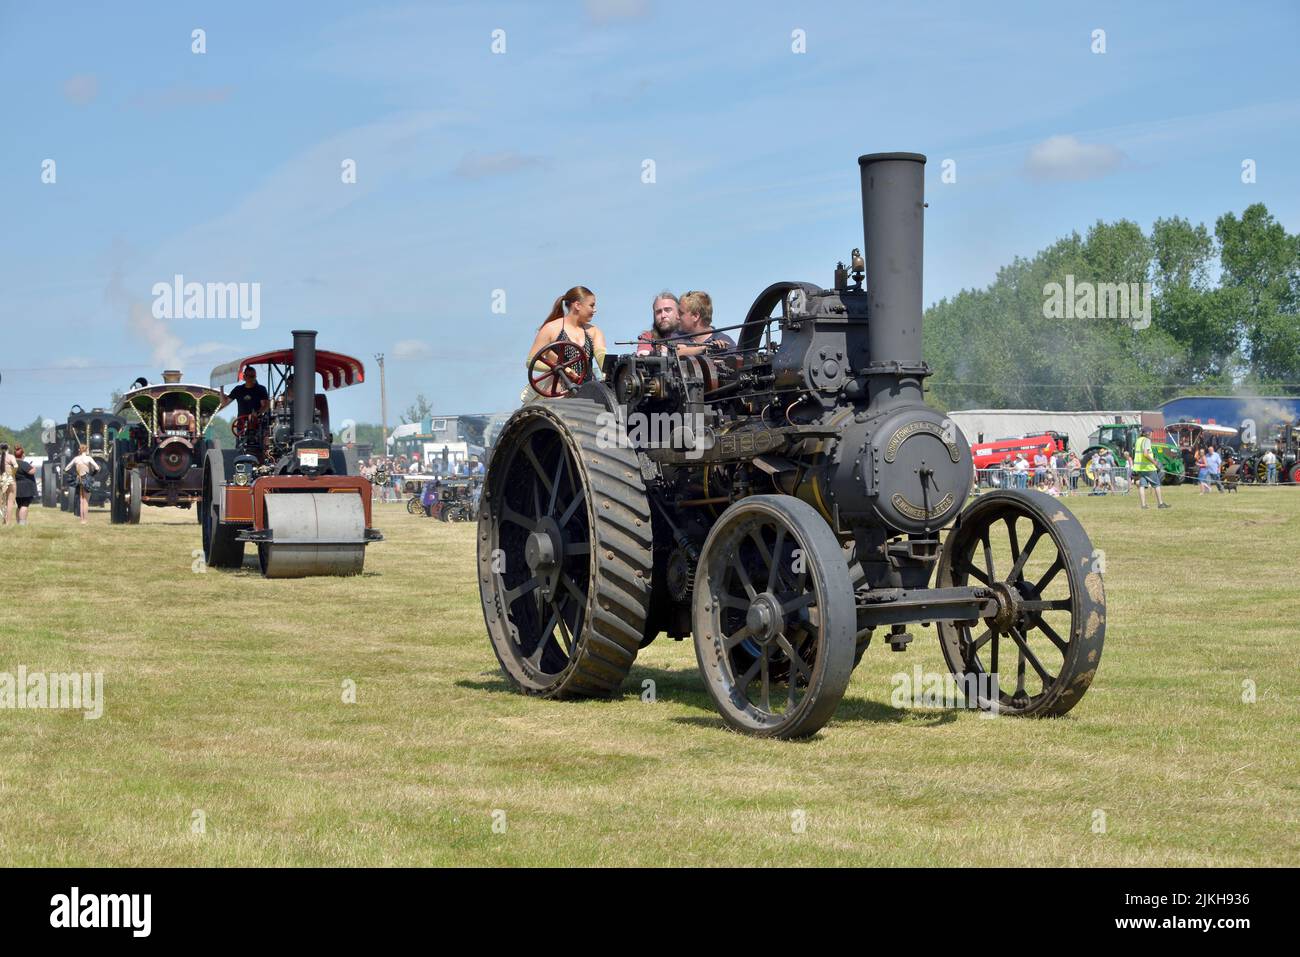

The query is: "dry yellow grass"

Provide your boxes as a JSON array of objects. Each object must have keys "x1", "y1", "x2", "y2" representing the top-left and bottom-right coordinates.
[{"x1": 0, "y1": 485, "x2": 1296, "y2": 866}]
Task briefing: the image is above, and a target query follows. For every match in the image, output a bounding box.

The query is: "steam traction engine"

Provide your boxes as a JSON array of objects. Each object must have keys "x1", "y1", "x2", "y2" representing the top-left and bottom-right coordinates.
[
  {"x1": 201, "y1": 331, "x2": 382, "y2": 578},
  {"x1": 110, "y1": 371, "x2": 223, "y2": 523},
  {"x1": 479, "y1": 154, "x2": 1106, "y2": 738}
]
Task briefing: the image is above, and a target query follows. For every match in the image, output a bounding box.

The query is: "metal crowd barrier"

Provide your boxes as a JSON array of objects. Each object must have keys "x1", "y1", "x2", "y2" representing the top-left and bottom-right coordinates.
[{"x1": 972, "y1": 465, "x2": 1133, "y2": 495}]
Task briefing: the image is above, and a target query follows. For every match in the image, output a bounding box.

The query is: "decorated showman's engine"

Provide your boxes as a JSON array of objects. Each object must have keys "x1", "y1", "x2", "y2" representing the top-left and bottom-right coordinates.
[{"x1": 479, "y1": 153, "x2": 1106, "y2": 738}]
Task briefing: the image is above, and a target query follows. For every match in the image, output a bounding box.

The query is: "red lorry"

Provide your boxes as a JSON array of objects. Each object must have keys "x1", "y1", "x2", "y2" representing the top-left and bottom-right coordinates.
[{"x1": 969, "y1": 431, "x2": 1068, "y2": 470}]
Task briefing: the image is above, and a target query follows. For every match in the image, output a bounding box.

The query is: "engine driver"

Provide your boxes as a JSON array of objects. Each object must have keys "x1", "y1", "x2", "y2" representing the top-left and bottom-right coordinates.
[
  {"x1": 219, "y1": 366, "x2": 271, "y2": 450},
  {"x1": 219, "y1": 366, "x2": 270, "y2": 418},
  {"x1": 675, "y1": 290, "x2": 736, "y2": 357}
]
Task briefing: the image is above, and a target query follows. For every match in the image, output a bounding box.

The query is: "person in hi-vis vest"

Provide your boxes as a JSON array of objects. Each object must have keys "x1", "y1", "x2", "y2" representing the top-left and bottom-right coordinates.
[{"x1": 1132, "y1": 426, "x2": 1170, "y2": 510}]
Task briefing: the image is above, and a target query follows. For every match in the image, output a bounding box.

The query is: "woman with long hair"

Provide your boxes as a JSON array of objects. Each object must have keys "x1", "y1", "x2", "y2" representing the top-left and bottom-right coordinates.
[
  {"x1": 1195, "y1": 445, "x2": 1209, "y2": 494},
  {"x1": 523, "y1": 286, "x2": 606, "y2": 400},
  {"x1": 67, "y1": 443, "x2": 99, "y2": 525}
]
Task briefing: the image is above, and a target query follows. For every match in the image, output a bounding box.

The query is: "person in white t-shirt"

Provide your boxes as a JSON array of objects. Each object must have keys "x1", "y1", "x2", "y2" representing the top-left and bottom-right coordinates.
[{"x1": 1263, "y1": 449, "x2": 1278, "y2": 484}]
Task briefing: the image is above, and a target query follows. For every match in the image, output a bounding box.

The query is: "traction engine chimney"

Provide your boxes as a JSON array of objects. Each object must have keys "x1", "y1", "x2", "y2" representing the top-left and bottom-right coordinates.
[
  {"x1": 292, "y1": 329, "x2": 318, "y2": 439},
  {"x1": 858, "y1": 152, "x2": 927, "y2": 406}
]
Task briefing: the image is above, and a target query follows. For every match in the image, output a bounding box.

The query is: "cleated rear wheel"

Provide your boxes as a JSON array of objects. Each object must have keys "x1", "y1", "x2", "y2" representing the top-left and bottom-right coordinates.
[{"x1": 478, "y1": 399, "x2": 652, "y2": 698}]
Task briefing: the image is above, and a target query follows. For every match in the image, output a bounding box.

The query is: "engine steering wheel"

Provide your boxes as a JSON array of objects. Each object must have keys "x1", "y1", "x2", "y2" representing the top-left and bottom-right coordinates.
[
  {"x1": 528, "y1": 341, "x2": 591, "y2": 398},
  {"x1": 231, "y1": 413, "x2": 256, "y2": 438}
]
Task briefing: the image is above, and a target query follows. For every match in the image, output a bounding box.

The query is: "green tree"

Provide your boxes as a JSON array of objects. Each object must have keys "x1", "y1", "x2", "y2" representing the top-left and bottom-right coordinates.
[
  {"x1": 400, "y1": 394, "x2": 435, "y2": 425},
  {"x1": 1215, "y1": 204, "x2": 1300, "y2": 386}
]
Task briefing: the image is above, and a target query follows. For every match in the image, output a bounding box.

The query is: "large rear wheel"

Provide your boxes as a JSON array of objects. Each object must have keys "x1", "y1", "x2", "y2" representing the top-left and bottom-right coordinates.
[
  {"x1": 201, "y1": 449, "x2": 245, "y2": 569},
  {"x1": 693, "y1": 495, "x2": 856, "y2": 739},
  {"x1": 109, "y1": 447, "x2": 128, "y2": 524},
  {"x1": 478, "y1": 399, "x2": 652, "y2": 698},
  {"x1": 41, "y1": 463, "x2": 57, "y2": 508}
]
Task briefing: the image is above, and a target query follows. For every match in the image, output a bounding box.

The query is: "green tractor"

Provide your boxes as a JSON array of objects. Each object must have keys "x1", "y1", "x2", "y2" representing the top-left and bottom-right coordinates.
[{"x1": 1081, "y1": 422, "x2": 1184, "y2": 487}]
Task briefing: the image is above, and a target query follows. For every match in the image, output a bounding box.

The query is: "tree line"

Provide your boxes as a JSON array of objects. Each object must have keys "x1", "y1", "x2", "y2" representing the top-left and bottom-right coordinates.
[{"x1": 923, "y1": 202, "x2": 1300, "y2": 412}]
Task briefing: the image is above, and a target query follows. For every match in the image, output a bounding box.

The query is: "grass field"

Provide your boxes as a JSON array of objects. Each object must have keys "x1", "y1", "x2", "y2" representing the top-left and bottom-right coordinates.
[{"x1": 1, "y1": 484, "x2": 1296, "y2": 867}]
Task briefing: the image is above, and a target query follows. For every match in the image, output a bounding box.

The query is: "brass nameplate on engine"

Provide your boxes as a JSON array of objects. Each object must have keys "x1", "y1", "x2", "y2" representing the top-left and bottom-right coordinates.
[
  {"x1": 718, "y1": 429, "x2": 777, "y2": 457},
  {"x1": 884, "y1": 421, "x2": 961, "y2": 463},
  {"x1": 890, "y1": 492, "x2": 954, "y2": 521}
]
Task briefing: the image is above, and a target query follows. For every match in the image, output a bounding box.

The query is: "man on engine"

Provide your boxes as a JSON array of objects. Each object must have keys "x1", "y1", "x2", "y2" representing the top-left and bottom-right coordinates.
[
  {"x1": 676, "y1": 290, "x2": 736, "y2": 357},
  {"x1": 636, "y1": 291, "x2": 682, "y2": 355},
  {"x1": 219, "y1": 366, "x2": 270, "y2": 419}
]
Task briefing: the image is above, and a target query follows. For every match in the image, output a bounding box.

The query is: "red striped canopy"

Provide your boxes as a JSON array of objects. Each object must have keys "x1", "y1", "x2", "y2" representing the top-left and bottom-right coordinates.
[{"x1": 210, "y1": 350, "x2": 366, "y2": 391}]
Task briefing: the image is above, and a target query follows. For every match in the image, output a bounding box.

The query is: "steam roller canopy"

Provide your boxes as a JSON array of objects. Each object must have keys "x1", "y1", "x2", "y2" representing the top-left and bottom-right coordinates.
[{"x1": 259, "y1": 492, "x2": 367, "y2": 578}]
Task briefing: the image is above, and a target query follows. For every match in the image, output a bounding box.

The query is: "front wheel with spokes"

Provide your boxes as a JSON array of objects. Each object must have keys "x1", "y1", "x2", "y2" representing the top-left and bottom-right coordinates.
[
  {"x1": 935, "y1": 490, "x2": 1105, "y2": 717},
  {"x1": 693, "y1": 495, "x2": 856, "y2": 739}
]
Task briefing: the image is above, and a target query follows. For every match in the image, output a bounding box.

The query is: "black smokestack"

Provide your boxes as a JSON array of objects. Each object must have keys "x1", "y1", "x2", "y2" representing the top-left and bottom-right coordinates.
[
  {"x1": 292, "y1": 329, "x2": 317, "y2": 439},
  {"x1": 859, "y1": 152, "x2": 926, "y2": 403}
]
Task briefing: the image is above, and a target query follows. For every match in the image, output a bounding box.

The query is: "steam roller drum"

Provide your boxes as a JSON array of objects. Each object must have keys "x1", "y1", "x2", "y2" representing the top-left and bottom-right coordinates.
[{"x1": 257, "y1": 492, "x2": 368, "y2": 578}]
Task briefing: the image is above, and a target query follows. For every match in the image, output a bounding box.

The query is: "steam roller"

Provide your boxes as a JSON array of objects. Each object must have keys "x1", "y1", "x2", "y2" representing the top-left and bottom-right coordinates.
[{"x1": 202, "y1": 330, "x2": 382, "y2": 578}]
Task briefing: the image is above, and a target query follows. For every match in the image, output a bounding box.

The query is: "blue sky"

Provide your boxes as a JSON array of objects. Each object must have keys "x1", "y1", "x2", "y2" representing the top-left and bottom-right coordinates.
[{"x1": 2, "y1": 0, "x2": 1298, "y2": 428}]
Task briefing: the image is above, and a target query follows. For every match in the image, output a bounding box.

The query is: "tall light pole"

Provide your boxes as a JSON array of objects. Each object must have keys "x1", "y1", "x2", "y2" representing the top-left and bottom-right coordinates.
[{"x1": 375, "y1": 353, "x2": 388, "y2": 460}]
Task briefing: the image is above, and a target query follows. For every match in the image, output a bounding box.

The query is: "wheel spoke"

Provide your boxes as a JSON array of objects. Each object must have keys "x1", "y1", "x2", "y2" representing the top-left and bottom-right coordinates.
[
  {"x1": 767, "y1": 528, "x2": 787, "y2": 592},
  {"x1": 561, "y1": 572, "x2": 586, "y2": 608},
  {"x1": 719, "y1": 594, "x2": 749, "y2": 612},
  {"x1": 1021, "y1": 598, "x2": 1071, "y2": 612},
  {"x1": 558, "y1": 486, "x2": 586, "y2": 526},
  {"x1": 1009, "y1": 627, "x2": 1056, "y2": 687},
  {"x1": 964, "y1": 562, "x2": 992, "y2": 586},
  {"x1": 775, "y1": 634, "x2": 810, "y2": 681},
  {"x1": 500, "y1": 505, "x2": 537, "y2": 532},
  {"x1": 723, "y1": 624, "x2": 755, "y2": 650},
  {"x1": 504, "y1": 576, "x2": 541, "y2": 604},
  {"x1": 528, "y1": 606, "x2": 560, "y2": 664},
  {"x1": 781, "y1": 592, "x2": 816, "y2": 616},
  {"x1": 555, "y1": 607, "x2": 575, "y2": 656},
  {"x1": 1007, "y1": 528, "x2": 1044, "y2": 583},
  {"x1": 750, "y1": 528, "x2": 774, "y2": 570},
  {"x1": 521, "y1": 442, "x2": 554, "y2": 501},
  {"x1": 731, "y1": 557, "x2": 758, "y2": 600},
  {"x1": 980, "y1": 529, "x2": 996, "y2": 581},
  {"x1": 1033, "y1": 556, "x2": 1064, "y2": 593},
  {"x1": 1005, "y1": 517, "x2": 1020, "y2": 564},
  {"x1": 737, "y1": 654, "x2": 763, "y2": 695},
  {"x1": 970, "y1": 627, "x2": 994, "y2": 652},
  {"x1": 547, "y1": 453, "x2": 566, "y2": 517},
  {"x1": 1035, "y1": 618, "x2": 1070, "y2": 655},
  {"x1": 759, "y1": 653, "x2": 771, "y2": 712}
]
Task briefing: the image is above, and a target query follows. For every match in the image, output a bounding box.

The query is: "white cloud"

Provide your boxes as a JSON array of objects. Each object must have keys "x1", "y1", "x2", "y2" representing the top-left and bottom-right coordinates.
[
  {"x1": 1024, "y1": 135, "x2": 1126, "y2": 182},
  {"x1": 392, "y1": 339, "x2": 433, "y2": 361}
]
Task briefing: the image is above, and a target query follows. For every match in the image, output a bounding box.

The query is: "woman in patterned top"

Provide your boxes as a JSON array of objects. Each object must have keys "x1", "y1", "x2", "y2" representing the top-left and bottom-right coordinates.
[{"x1": 523, "y1": 286, "x2": 606, "y2": 401}]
